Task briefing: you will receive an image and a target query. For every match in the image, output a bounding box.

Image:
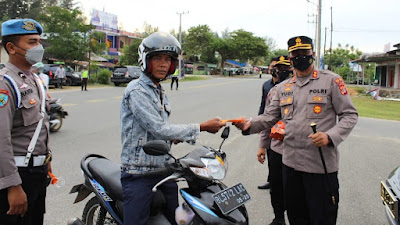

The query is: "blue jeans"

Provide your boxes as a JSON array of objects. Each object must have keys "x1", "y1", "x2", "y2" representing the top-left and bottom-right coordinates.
[{"x1": 121, "y1": 171, "x2": 178, "y2": 225}]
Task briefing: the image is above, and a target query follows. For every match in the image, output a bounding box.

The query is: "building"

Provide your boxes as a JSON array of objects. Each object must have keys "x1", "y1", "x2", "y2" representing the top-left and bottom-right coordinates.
[{"x1": 352, "y1": 43, "x2": 400, "y2": 89}]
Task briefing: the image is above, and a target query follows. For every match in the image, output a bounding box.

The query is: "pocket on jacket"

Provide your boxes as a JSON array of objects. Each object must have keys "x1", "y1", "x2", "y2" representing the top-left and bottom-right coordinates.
[
  {"x1": 306, "y1": 95, "x2": 327, "y2": 119},
  {"x1": 280, "y1": 96, "x2": 294, "y2": 120}
]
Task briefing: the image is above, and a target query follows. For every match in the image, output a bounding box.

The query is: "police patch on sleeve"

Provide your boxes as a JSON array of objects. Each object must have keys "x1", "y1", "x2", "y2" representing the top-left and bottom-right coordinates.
[
  {"x1": 0, "y1": 89, "x2": 10, "y2": 108},
  {"x1": 334, "y1": 77, "x2": 348, "y2": 95}
]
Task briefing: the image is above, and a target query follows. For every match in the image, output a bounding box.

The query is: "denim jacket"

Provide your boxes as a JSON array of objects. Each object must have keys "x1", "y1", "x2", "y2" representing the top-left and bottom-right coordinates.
[{"x1": 120, "y1": 74, "x2": 200, "y2": 174}]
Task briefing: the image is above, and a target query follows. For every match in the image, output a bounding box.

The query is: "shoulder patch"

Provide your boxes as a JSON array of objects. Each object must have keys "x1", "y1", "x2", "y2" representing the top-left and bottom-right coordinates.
[
  {"x1": 0, "y1": 89, "x2": 9, "y2": 107},
  {"x1": 334, "y1": 77, "x2": 348, "y2": 95}
]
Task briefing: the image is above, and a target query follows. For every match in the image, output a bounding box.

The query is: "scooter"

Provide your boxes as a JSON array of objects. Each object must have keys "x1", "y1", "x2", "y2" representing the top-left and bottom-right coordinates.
[
  {"x1": 48, "y1": 98, "x2": 68, "y2": 133},
  {"x1": 70, "y1": 126, "x2": 250, "y2": 225}
]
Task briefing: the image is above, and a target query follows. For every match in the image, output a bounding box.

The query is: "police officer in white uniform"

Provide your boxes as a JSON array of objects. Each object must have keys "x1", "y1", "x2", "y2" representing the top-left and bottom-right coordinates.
[
  {"x1": 234, "y1": 36, "x2": 358, "y2": 225},
  {"x1": 0, "y1": 18, "x2": 51, "y2": 225}
]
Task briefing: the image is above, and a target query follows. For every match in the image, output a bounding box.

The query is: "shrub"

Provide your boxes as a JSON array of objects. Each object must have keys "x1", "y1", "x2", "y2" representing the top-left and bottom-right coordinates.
[{"x1": 96, "y1": 69, "x2": 111, "y2": 84}]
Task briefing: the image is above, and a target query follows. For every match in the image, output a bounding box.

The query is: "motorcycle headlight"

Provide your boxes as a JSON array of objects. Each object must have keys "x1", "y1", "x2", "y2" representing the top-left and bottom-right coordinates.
[{"x1": 200, "y1": 156, "x2": 228, "y2": 180}]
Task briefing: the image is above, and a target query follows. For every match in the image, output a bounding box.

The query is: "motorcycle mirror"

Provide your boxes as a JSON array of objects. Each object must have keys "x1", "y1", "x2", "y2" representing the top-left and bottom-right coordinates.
[
  {"x1": 221, "y1": 126, "x2": 230, "y2": 139},
  {"x1": 143, "y1": 140, "x2": 171, "y2": 156}
]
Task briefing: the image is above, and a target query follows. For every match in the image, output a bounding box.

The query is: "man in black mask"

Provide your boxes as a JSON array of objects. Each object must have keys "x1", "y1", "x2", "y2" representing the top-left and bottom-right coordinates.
[
  {"x1": 257, "y1": 57, "x2": 278, "y2": 190},
  {"x1": 234, "y1": 36, "x2": 358, "y2": 225},
  {"x1": 258, "y1": 55, "x2": 292, "y2": 225}
]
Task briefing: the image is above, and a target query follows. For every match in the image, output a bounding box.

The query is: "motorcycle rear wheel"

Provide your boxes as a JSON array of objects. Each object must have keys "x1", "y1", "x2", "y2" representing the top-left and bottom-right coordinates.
[{"x1": 82, "y1": 197, "x2": 117, "y2": 225}]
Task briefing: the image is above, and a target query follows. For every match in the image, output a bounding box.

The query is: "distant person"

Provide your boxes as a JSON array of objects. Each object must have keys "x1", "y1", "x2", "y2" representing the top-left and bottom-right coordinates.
[
  {"x1": 55, "y1": 64, "x2": 65, "y2": 89},
  {"x1": 171, "y1": 68, "x2": 179, "y2": 90},
  {"x1": 32, "y1": 62, "x2": 49, "y2": 90},
  {"x1": 259, "y1": 68, "x2": 262, "y2": 78},
  {"x1": 257, "y1": 57, "x2": 279, "y2": 190},
  {"x1": 81, "y1": 65, "x2": 89, "y2": 91}
]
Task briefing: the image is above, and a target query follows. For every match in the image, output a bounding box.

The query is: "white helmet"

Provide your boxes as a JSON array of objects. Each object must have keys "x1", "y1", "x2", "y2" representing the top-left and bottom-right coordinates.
[{"x1": 138, "y1": 32, "x2": 181, "y2": 76}]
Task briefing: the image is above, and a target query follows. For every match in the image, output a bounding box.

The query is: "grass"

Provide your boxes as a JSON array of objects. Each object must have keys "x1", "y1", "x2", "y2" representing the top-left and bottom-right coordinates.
[
  {"x1": 178, "y1": 75, "x2": 211, "y2": 82},
  {"x1": 349, "y1": 87, "x2": 400, "y2": 121}
]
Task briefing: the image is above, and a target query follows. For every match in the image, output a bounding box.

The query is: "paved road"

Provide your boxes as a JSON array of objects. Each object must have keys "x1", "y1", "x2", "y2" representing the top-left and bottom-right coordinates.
[{"x1": 44, "y1": 76, "x2": 399, "y2": 224}]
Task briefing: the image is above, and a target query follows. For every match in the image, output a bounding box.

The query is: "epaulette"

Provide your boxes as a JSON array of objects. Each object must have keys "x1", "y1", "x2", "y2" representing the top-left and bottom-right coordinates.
[{"x1": 3, "y1": 74, "x2": 22, "y2": 108}]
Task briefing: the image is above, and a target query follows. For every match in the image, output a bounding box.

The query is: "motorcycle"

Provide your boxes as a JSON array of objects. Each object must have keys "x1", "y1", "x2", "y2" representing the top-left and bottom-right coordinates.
[
  {"x1": 48, "y1": 98, "x2": 68, "y2": 133},
  {"x1": 70, "y1": 126, "x2": 250, "y2": 225},
  {"x1": 381, "y1": 167, "x2": 400, "y2": 225}
]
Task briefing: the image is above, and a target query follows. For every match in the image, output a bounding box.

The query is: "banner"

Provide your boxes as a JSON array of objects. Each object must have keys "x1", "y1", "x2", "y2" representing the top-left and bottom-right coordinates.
[{"x1": 91, "y1": 9, "x2": 118, "y2": 32}]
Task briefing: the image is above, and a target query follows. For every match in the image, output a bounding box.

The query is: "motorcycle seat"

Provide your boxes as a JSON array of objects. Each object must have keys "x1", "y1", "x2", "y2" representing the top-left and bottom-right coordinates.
[{"x1": 88, "y1": 158, "x2": 123, "y2": 201}]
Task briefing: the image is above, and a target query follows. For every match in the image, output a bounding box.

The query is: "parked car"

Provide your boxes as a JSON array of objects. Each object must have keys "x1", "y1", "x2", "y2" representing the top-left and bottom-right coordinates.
[
  {"x1": 44, "y1": 64, "x2": 81, "y2": 87},
  {"x1": 111, "y1": 66, "x2": 141, "y2": 86}
]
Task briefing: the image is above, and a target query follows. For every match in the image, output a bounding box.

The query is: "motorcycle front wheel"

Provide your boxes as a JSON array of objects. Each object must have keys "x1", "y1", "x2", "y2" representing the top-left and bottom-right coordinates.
[
  {"x1": 82, "y1": 197, "x2": 117, "y2": 225},
  {"x1": 49, "y1": 113, "x2": 62, "y2": 133}
]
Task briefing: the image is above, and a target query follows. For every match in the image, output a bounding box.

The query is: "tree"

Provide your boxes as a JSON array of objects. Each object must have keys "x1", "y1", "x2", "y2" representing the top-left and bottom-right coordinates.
[
  {"x1": 185, "y1": 25, "x2": 216, "y2": 63},
  {"x1": 120, "y1": 38, "x2": 142, "y2": 66},
  {"x1": 230, "y1": 29, "x2": 268, "y2": 62},
  {"x1": 142, "y1": 22, "x2": 159, "y2": 37},
  {"x1": 38, "y1": 6, "x2": 91, "y2": 63},
  {"x1": 324, "y1": 44, "x2": 362, "y2": 81},
  {"x1": 212, "y1": 37, "x2": 234, "y2": 75}
]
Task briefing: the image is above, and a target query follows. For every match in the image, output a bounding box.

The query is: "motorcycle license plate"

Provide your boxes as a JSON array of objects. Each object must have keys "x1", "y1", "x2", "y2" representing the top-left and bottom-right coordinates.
[{"x1": 212, "y1": 183, "x2": 251, "y2": 214}]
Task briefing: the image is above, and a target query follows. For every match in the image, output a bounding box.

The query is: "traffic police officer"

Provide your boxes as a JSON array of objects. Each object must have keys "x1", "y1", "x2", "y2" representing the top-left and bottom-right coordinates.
[
  {"x1": 259, "y1": 55, "x2": 293, "y2": 225},
  {"x1": 0, "y1": 19, "x2": 51, "y2": 225},
  {"x1": 171, "y1": 68, "x2": 179, "y2": 90},
  {"x1": 81, "y1": 65, "x2": 89, "y2": 91},
  {"x1": 234, "y1": 36, "x2": 358, "y2": 225}
]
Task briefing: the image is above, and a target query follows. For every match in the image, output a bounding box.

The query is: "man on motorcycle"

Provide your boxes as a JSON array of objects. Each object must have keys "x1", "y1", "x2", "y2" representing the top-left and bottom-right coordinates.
[{"x1": 120, "y1": 31, "x2": 225, "y2": 225}]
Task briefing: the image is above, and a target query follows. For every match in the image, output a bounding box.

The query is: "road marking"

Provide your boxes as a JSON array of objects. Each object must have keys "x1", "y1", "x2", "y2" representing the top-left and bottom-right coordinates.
[
  {"x1": 86, "y1": 99, "x2": 107, "y2": 103},
  {"x1": 112, "y1": 96, "x2": 122, "y2": 100},
  {"x1": 62, "y1": 103, "x2": 77, "y2": 107}
]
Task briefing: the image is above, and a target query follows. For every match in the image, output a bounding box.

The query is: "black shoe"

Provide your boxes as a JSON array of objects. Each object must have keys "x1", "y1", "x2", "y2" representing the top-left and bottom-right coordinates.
[
  {"x1": 269, "y1": 218, "x2": 286, "y2": 225},
  {"x1": 258, "y1": 182, "x2": 271, "y2": 189}
]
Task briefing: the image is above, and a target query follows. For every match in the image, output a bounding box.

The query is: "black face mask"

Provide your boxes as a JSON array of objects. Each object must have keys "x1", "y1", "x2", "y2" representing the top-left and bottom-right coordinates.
[
  {"x1": 270, "y1": 68, "x2": 277, "y2": 77},
  {"x1": 277, "y1": 70, "x2": 293, "y2": 83},
  {"x1": 290, "y1": 55, "x2": 314, "y2": 71}
]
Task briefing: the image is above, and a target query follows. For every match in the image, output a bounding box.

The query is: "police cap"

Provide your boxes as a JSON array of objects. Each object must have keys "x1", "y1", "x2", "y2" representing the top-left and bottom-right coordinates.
[
  {"x1": 1, "y1": 18, "x2": 43, "y2": 37},
  {"x1": 287, "y1": 36, "x2": 313, "y2": 52},
  {"x1": 275, "y1": 55, "x2": 291, "y2": 66}
]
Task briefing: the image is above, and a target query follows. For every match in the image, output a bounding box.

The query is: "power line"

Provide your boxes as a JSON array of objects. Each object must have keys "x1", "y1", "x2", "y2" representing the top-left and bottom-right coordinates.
[{"x1": 333, "y1": 28, "x2": 400, "y2": 33}]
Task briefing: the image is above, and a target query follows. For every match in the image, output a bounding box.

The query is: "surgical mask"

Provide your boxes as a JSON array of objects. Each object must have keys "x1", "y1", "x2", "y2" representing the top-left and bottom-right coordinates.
[
  {"x1": 15, "y1": 44, "x2": 45, "y2": 65},
  {"x1": 290, "y1": 55, "x2": 313, "y2": 71},
  {"x1": 277, "y1": 70, "x2": 293, "y2": 83}
]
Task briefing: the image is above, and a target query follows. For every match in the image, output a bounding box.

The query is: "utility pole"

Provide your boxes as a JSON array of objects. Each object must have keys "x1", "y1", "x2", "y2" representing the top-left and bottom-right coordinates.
[
  {"x1": 323, "y1": 27, "x2": 327, "y2": 69},
  {"x1": 177, "y1": 11, "x2": 189, "y2": 78},
  {"x1": 316, "y1": 0, "x2": 322, "y2": 69},
  {"x1": 328, "y1": 6, "x2": 333, "y2": 70}
]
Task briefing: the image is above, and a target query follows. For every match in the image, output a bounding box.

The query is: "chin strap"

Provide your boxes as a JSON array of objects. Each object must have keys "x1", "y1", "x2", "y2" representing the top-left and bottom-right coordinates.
[{"x1": 147, "y1": 73, "x2": 167, "y2": 83}]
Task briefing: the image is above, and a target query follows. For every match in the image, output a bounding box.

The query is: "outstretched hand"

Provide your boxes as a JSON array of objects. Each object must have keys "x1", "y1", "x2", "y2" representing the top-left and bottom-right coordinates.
[
  {"x1": 232, "y1": 117, "x2": 251, "y2": 131},
  {"x1": 200, "y1": 118, "x2": 226, "y2": 134}
]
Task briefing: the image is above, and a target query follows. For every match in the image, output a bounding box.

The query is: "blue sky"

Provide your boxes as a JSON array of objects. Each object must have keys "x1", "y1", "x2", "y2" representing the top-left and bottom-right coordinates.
[{"x1": 77, "y1": 0, "x2": 400, "y2": 54}]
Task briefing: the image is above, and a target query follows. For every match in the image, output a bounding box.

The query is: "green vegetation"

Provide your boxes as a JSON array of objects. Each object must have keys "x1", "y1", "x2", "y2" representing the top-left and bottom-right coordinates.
[
  {"x1": 96, "y1": 69, "x2": 112, "y2": 85},
  {"x1": 350, "y1": 89, "x2": 400, "y2": 121},
  {"x1": 180, "y1": 76, "x2": 211, "y2": 82},
  {"x1": 352, "y1": 96, "x2": 400, "y2": 121}
]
